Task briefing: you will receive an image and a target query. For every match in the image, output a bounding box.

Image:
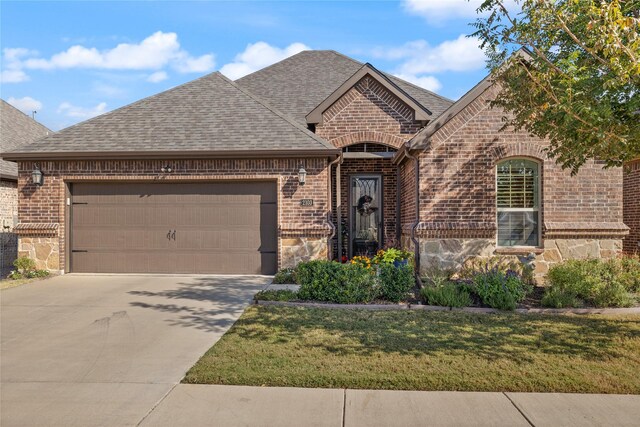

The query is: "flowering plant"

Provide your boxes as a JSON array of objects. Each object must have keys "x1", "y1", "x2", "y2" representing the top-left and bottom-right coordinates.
[{"x1": 350, "y1": 255, "x2": 373, "y2": 269}]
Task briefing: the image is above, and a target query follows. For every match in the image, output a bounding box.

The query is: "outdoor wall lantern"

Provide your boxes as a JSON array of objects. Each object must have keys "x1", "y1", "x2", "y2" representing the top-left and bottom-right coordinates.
[
  {"x1": 31, "y1": 165, "x2": 44, "y2": 186},
  {"x1": 298, "y1": 165, "x2": 307, "y2": 186}
]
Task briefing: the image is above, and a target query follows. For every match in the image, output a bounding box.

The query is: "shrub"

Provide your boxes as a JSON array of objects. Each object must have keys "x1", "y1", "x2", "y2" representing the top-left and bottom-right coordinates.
[
  {"x1": 542, "y1": 258, "x2": 637, "y2": 308},
  {"x1": 9, "y1": 257, "x2": 49, "y2": 280},
  {"x1": 458, "y1": 256, "x2": 535, "y2": 286},
  {"x1": 468, "y1": 269, "x2": 532, "y2": 310},
  {"x1": 421, "y1": 282, "x2": 471, "y2": 308},
  {"x1": 297, "y1": 260, "x2": 377, "y2": 304},
  {"x1": 378, "y1": 263, "x2": 415, "y2": 302},
  {"x1": 254, "y1": 289, "x2": 298, "y2": 301},
  {"x1": 273, "y1": 268, "x2": 297, "y2": 284},
  {"x1": 13, "y1": 256, "x2": 36, "y2": 273}
]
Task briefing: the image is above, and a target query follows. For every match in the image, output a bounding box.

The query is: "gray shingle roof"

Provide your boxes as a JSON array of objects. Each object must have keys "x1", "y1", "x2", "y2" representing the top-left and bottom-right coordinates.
[
  {"x1": 236, "y1": 50, "x2": 454, "y2": 125},
  {"x1": 5, "y1": 72, "x2": 337, "y2": 159},
  {"x1": 0, "y1": 100, "x2": 50, "y2": 179}
]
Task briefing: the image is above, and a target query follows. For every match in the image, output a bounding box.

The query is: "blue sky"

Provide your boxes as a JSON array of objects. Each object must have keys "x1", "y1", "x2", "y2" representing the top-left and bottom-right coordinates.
[{"x1": 1, "y1": 1, "x2": 493, "y2": 131}]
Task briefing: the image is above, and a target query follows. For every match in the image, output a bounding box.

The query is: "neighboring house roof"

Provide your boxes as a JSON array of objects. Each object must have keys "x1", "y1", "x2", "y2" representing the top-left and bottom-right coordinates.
[
  {"x1": 306, "y1": 63, "x2": 432, "y2": 125},
  {"x1": 0, "y1": 100, "x2": 50, "y2": 179},
  {"x1": 4, "y1": 72, "x2": 338, "y2": 160},
  {"x1": 236, "y1": 50, "x2": 454, "y2": 125}
]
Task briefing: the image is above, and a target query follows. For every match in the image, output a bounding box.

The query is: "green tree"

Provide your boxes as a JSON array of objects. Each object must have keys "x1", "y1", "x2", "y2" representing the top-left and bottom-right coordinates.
[{"x1": 473, "y1": 0, "x2": 640, "y2": 172}]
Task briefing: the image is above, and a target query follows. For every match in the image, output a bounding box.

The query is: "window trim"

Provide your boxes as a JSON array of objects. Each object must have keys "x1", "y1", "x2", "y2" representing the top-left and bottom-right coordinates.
[{"x1": 495, "y1": 157, "x2": 542, "y2": 248}]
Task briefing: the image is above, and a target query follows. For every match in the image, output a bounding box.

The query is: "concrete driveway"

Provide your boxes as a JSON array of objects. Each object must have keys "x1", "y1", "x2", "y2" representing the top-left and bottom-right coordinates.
[{"x1": 1, "y1": 274, "x2": 269, "y2": 426}]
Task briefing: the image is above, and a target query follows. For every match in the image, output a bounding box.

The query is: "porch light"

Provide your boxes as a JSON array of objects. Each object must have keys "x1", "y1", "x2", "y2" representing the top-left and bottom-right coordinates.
[
  {"x1": 298, "y1": 165, "x2": 307, "y2": 186},
  {"x1": 31, "y1": 165, "x2": 44, "y2": 186}
]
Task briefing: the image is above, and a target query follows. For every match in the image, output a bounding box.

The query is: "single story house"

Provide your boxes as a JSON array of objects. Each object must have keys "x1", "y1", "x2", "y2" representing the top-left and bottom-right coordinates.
[
  {"x1": 3, "y1": 50, "x2": 630, "y2": 277},
  {"x1": 0, "y1": 100, "x2": 50, "y2": 276}
]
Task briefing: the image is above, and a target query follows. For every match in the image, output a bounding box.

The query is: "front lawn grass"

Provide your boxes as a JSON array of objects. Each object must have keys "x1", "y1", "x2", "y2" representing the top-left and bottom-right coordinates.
[{"x1": 184, "y1": 306, "x2": 640, "y2": 393}]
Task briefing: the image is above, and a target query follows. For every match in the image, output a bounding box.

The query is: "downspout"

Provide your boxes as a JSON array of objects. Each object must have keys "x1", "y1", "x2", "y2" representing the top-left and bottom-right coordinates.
[
  {"x1": 403, "y1": 145, "x2": 422, "y2": 285},
  {"x1": 326, "y1": 154, "x2": 343, "y2": 260},
  {"x1": 395, "y1": 166, "x2": 402, "y2": 245}
]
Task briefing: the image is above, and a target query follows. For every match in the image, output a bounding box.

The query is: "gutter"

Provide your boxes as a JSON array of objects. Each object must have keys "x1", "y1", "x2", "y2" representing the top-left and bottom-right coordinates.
[
  {"x1": 2, "y1": 149, "x2": 341, "y2": 161},
  {"x1": 326, "y1": 153, "x2": 343, "y2": 260}
]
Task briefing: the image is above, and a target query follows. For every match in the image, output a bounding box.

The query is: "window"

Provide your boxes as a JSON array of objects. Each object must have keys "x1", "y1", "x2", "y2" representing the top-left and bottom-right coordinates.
[{"x1": 496, "y1": 159, "x2": 540, "y2": 247}]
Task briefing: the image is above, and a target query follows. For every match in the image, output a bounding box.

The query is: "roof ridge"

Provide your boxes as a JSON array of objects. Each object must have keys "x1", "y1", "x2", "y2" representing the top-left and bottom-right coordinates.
[
  {"x1": 385, "y1": 73, "x2": 455, "y2": 104},
  {"x1": 219, "y1": 73, "x2": 338, "y2": 151},
  {"x1": 29, "y1": 71, "x2": 222, "y2": 145},
  {"x1": 235, "y1": 49, "x2": 313, "y2": 83},
  {"x1": 324, "y1": 51, "x2": 454, "y2": 104}
]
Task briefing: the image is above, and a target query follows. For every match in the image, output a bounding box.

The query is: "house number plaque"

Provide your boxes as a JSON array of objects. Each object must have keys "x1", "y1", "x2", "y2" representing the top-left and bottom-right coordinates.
[{"x1": 300, "y1": 199, "x2": 314, "y2": 206}]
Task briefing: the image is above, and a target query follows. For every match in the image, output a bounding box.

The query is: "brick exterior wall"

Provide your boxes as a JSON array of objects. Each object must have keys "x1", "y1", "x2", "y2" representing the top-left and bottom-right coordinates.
[
  {"x1": 623, "y1": 159, "x2": 640, "y2": 254},
  {"x1": 402, "y1": 83, "x2": 627, "y2": 278},
  {"x1": 1, "y1": 179, "x2": 18, "y2": 276},
  {"x1": 16, "y1": 158, "x2": 330, "y2": 272},
  {"x1": 316, "y1": 75, "x2": 423, "y2": 149}
]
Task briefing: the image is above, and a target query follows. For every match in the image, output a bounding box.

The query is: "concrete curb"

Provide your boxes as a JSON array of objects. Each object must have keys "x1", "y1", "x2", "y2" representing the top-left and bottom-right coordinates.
[{"x1": 254, "y1": 300, "x2": 640, "y2": 315}]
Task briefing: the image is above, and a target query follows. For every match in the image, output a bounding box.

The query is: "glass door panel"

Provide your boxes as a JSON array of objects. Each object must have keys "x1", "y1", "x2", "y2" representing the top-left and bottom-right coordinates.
[{"x1": 350, "y1": 175, "x2": 381, "y2": 257}]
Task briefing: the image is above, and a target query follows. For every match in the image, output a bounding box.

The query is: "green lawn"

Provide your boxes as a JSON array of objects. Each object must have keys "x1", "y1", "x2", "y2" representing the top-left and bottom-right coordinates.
[{"x1": 184, "y1": 306, "x2": 640, "y2": 393}]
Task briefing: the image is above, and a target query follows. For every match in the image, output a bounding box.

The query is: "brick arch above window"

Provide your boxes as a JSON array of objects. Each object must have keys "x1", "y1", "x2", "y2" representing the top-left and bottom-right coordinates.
[
  {"x1": 329, "y1": 131, "x2": 407, "y2": 150},
  {"x1": 489, "y1": 142, "x2": 546, "y2": 163}
]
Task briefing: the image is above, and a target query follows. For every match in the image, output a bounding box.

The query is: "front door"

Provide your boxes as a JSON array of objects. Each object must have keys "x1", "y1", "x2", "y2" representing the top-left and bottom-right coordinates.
[{"x1": 349, "y1": 175, "x2": 382, "y2": 258}]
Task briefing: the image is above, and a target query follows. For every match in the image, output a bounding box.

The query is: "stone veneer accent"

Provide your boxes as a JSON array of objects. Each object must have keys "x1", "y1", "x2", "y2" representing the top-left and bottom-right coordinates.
[
  {"x1": 281, "y1": 237, "x2": 329, "y2": 268},
  {"x1": 409, "y1": 235, "x2": 623, "y2": 282},
  {"x1": 1, "y1": 179, "x2": 18, "y2": 276},
  {"x1": 18, "y1": 236, "x2": 61, "y2": 272},
  {"x1": 16, "y1": 158, "x2": 331, "y2": 273}
]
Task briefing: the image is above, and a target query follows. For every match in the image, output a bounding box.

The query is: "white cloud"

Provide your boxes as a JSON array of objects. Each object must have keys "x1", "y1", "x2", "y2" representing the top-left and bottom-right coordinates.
[
  {"x1": 3, "y1": 32, "x2": 215, "y2": 82},
  {"x1": 220, "y1": 42, "x2": 309, "y2": 80},
  {"x1": 1, "y1": 69, "x2": 29, "y2": 83},
  {"x1": 147, "y1": 71, "x2": 168, "y2": 83},
  {"x1": 402, "y1": 0, "x2": 517, "y2": 23},
  {"x1": 393, "y1": 73, "x2": 442, "y2": 92},
  {"x1": 373, "y1": 35, "x2": 486, "y2": 75},
  {"x1": 7, "y1": 96, "x2": 43, "y2": 113},
  {"x1": 57, "y1": 102, "x2": 108, "y2": 120},
  {"x1": 173, "y1": 54, "x2": 215, "y2": 73}
]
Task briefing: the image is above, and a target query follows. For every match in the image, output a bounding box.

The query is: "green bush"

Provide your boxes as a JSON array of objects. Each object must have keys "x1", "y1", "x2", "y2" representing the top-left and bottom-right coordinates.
[
  {"x1": 273, "y1": 268, "x2": 297, "y2": 284},
  {"x1": 468, "y1": 269, "x2": 532, "y2": 311},
  {"x1": 9, "y1": 257, "x2": 49, "y2": 280},
  {"x1": 297, "y1": 260, "x2": 377, "y2": 304},
  {"x1": 13, "y1": 256, "x2": 36, "y2": 273},
  {"x1": 378, "y1": 263, "x2": 415, "y2": 302},
  {"x1": 542, "y1": 258, "x2": 638, "y2": 308},
  {"x1": 254, "y1": 289, "x2": 298, "y2": 301},
  {"x1": 421, "y1": 282, "x2": 471, "y2": 308}
]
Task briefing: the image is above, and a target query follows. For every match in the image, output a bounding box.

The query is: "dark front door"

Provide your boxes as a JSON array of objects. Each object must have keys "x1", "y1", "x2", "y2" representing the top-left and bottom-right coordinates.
[
  {"x1": 70, "y1": 181, "x2": 277, "y2": 274},
  {"x1": 349, "y1": 175, "x2": 382, "y2": 257}
]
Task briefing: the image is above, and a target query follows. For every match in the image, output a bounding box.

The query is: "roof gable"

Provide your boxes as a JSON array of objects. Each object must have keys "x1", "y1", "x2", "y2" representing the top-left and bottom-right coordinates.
[
  {"x1": 4, "y1": 72, "x2": 338, "y2": 160},
  {"x1": 236, "y1": 50, "x2": 453, "y2": 125},
  {"x1": 305, "y1": 63, "x2": 431, "y2": 125}
]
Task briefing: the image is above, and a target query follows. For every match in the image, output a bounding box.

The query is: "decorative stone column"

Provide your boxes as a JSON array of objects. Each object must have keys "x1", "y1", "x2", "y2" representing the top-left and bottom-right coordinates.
[{"x1": 14, "y1": 223, "x2": 62, "y2": 273}]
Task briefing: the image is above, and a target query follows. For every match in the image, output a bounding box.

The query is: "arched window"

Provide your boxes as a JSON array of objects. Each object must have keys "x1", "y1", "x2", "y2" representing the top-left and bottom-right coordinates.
[{"x1": 496, "y1": 158, "x2": 540, "y2": 247}]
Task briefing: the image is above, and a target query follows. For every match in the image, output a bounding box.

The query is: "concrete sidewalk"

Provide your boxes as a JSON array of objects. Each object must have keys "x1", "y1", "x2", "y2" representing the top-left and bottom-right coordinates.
[{"x1": 141, "y1": 384, "x2": 640, "y2": 427}]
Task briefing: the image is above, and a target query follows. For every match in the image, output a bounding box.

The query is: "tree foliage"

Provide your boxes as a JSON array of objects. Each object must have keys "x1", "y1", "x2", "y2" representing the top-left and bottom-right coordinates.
[{"x1": 473, "y1": 0, "x2": 640, "y2": 172}]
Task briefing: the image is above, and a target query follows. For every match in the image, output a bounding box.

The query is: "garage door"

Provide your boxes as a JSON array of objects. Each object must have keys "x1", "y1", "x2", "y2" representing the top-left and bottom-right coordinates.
[{"x1": 70, "y1": 182, "x2": 277, "y2": 274}]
